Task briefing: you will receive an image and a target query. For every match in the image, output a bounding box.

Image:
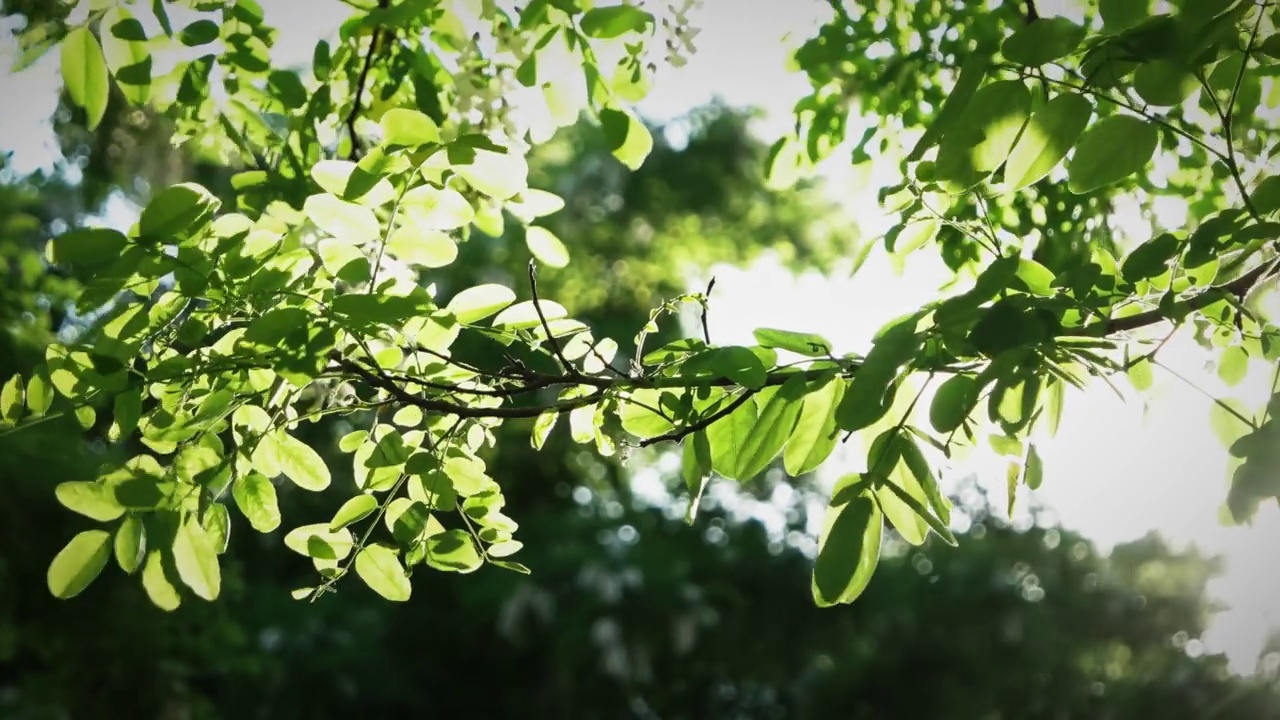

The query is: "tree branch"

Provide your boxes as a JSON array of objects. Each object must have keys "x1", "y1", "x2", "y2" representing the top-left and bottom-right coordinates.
[
  {"x1": 637, "y1": 388, "x2": 758, "y2": 448},
  {"x1": 345, "y1": 0, "x2": 391, "y2": 161},
  {"x1": 528, "y1": 260, "x2": 579, "y2": 377}
]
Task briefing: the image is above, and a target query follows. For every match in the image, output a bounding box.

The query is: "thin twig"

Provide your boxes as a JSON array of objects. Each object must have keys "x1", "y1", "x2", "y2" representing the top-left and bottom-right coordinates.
[
  {"x1": 528, "y1": 260, "x2": 579, "y2": 377},
  {"x1": 700, "y1": 276, "x2": 716, "y2": 345},
  {"x1": 637, "y1": 388, "x2": 758, "y2": 448},
  {"x1": 345, "y1": 0, "x2": 391, "y2": 161}
]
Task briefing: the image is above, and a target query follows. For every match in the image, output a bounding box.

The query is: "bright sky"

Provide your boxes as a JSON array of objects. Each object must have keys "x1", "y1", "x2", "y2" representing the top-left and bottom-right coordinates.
[{"x1": 1, "y1": 0, "x2": 1275, "y2": 673}]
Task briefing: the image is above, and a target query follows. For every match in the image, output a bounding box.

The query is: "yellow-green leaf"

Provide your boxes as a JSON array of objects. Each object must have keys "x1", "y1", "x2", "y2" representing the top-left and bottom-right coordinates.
[
  {"x1": 61, "y1": 26, "x2": 110, "y2": 130},
  {"x1": 232, "y1": 472, "x2": 281, "y2": 533},
  {"x1": 47, "y1": 529, "x2": 112, "y2": 599},
  {"x1": 812, "y1": 479, "x2": 883, "y2": 606},
  {"x1": 599, "y1": 107, "x2": 653, "y2": 170},
  {"x1": 447, "y1": 283, "x2": 516, "y2": 324},
  {"x1": 330, "y1": 494, "x2": 378, "y2": 531},
  {"x1": 172, "y1": 516, "x2": 221, "y2": 600},
  {"x1": 114, "y1": 515, "x2": 146, "y2": 574},
  {"x1": 526, "y1": 226, "x2": 569, "y2": 268},
  {"x1": 354, "y1": 544, "x2": 412, "y2": 601},
  {"x1": 1005, "y1": 93, "x2": 1092, "y2": 191},
  {"x1": 1067, "y1": 115, "x2": 1159, "y2": 194}
]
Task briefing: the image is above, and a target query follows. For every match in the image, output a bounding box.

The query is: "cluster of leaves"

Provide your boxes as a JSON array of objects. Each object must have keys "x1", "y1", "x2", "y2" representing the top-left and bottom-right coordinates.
[{"x1": 4, "y1": 0, "x2": 1280, "y2": 612}]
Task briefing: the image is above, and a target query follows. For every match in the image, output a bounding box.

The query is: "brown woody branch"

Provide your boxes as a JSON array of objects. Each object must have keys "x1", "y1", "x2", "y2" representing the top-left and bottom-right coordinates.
[{"x1": 346, "y1": 0, "x2": 391, "y2": 160}]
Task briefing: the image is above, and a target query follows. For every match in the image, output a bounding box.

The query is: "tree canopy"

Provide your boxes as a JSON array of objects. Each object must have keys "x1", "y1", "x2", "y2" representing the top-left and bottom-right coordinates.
[{"x1": 1, "y1": 0, "x2": 1278, "y2": 624}]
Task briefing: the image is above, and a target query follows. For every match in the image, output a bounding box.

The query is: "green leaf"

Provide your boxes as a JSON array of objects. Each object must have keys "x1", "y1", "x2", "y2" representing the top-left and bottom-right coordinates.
[
  {"x1": 354, "y1": 544, "x2": 412, "y2": 601},
  {"x1": 929, "y1": 375, "x2": 979, "y2": 433},
  {"x1": 452, "y1": 148, "x2": 528, "y2": 200},
  {"x1": 1001, "y1": 17, "x2": 1086, "y2": 66},
  {"x1": 1128, "y1": 357, "x2": 1155, "y2": 391},
  {"x1": 908, "y1": 54, "x2": 989, "y2": 161},
  {"x1": 26, "y1": 374, "x2": 53, "y2": 416},
  {"x1": 491, "y1": 299, "x2": 569, "y2": 330},
  {"x1": 101, "y1": 7, "x2": 151, "y2": 104},
  {"x1": 1004, "y1": 93, "x2": 1092, "y2": 191},
  {"x1": 139, "y1": 183, "x2": 220, "y2": 241},
  {"x1": 47, "y1": 530, "x2": 112, "y2": 599},
  {"x1": 968, "y1": 300, "x2": 1054, "y2": 357},
  {"x1": 330, "y1": 494, "x2": 378, "y2": 531},
  {"x1": 0, "y1": 374, "x2": 23, "y2": 424},
  {"x1": 579, "y1": 5, "x2": 654, "y2": 38},
  {"x1": 783, "y1": 377, "x2": 846, "y2": 476},
  {"x1": 202, "y1": 504, "x2": 230, "y2": 554},
  {"x1": 386, "y1": 225, "x2": 458, "y2": 268},
  {"x1": 752, "y1": 328, "x2": 833, "y2": 357},
  {"x1": 114, "y1": 516, "x2": 146, "y2": 575},
  {"x1": 443, "y1": 456, "x2": 497, "y2": 497},
  {"x1": 599, "y1": 108, "x2": 653, "y2": 170},
  {"x1": 61, "y1": 26, "x2": 110, "y2": 130},
  {"x1": 304, "y1": 193, "x2": 381, "y2": 244},
  {"x1": 1210, "y1": 399, "x2": 1254, "y2": 449},
  {"x1": 1218, "y1": 346, "x2": 1248, "y2": 387},
  {"x1": 447, "y1": 284, "x2": 517, "y2": 324},
  {"x1": 1023, "y1": 443, "x2": 1045, "y2": 490},
  {"x1": 179, "y1": 19, "x2": 220, "y2": 46},
  {"x1": 1250, "y1": 176, "x2": 1280, "y2": 215},
  {"x1": 707, "y1": 395, "x2": 760, "y2": 480},
  {"x1": 380, "y1": 108, "x2": 440, "y2": 147},
  {"x1": 681, "y1": 431, "x2": 713, "y2": 522},
  {"x1": 268, "y1": 432, "x2": 331, "y2": 491},
  {"x1": 935, "y1": 80, "x2": 1031, "y2": 188},
  {"x1": 56, "y1": 481, "x2": 126, "y2": 521},
  {"x1": 172, "y1": 516, "x2": 220, "y2": 601},
  {"x1": 141, "y1": 550, "x2": 181, "y2": 611},
  {"x1": 836, "y1": 315, "x2": 923, "y2": 431},
  {"x1": 283, "y1": 524, "x2": 354, "y2": 560},
  {"x1": 48, "y1": 227, "x2": 130, "y2": 270},
  {"x1": 310, "y1": 160, "x2": 395, "y2": 205},
  {"x1": 1067, "y1": 115, "x2": 1159, "y2": 194},
  {"x1": 812, "y1": 480, "x2": 883, "y2": 606},
  {"x1": 680, "y1": 347, "x2": 769, "y2": 389},
  {"x1": 874, "y1": 466, "x2": 930, "y2": 546},
  {"x1": 1122, "y1": 232, "x2": 1180, "y2": 282},
  {"x1": 1014, "y1": 258, "x2": 1057, "y2": 296},
  {"x1": 724, "y1": 379, "x2": 807, "y2": 481},
  {"x1": 426, "y1": 529, "x2": 484, "y2": 573},
  {"x1": 1099, "y1": 0, "x2": 1151, "y2": 31},
  {"x1": 1133, "y1": 60, "x2": 1198, "y2": 107},
  {"x1": 526, "y1": 226, "x2": 570, "y2": 268},
  {"x1": 233, "y1": 472, "x2": 281, "y2": 533}
]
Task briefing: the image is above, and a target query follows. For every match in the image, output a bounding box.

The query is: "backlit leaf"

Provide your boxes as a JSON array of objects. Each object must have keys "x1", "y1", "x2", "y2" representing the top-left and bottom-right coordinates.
[
  {"x1": 752, "y1": 328, "x2": 833, "y2": 357},
  {"x1": 380, "y1": 108, "x2": 441, "y2": 147},
  {"x1": 1005, "y1": 93, "x2": 1091, "y2": 191},
  {"x1": 526, "y1": 226, "x2": 570, "y2": 268},
  {"x1": 580, "y1": 5, "x2": 653, "y2": 38},
  {"x1": 1002, "y1": 17, "x2": 1086, "y2": 66},
  {"x1": 172, "y1": 516, "x2": 220, "y2": 600},
  {"x1": 114, "y1": 516, "x2": 146, "y2": 574},
  {"x1": 233, "y1": 472, "x2": 281, "y2": 533},
  {"x1": 812, "y1": 478, "x2": 882, "y2": 606},
  {"x1": 61, "y1": 26, "x2": 110, "y2": 130},
  {"x1": 354, "y1": 544, "x2": 412, "y2": 601},
  {"x1": 784, "y1": 377, "x2": 846, "y2": 476},
  {"x1": 330, "y1": 494, "x2": 378, "y2": 531},
  {"x1": 47, "y1": 530, "x2": 112, "y2": 599},
  {"x1": 600, "y1": 108, "x2": 653, "y2": 170},
  {"x1": 447, "y1": 284, "x2": 516, "y2": 324},
  {"x1": 1067, "y1": 115, "x2": 1159, "y2": 194}
]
